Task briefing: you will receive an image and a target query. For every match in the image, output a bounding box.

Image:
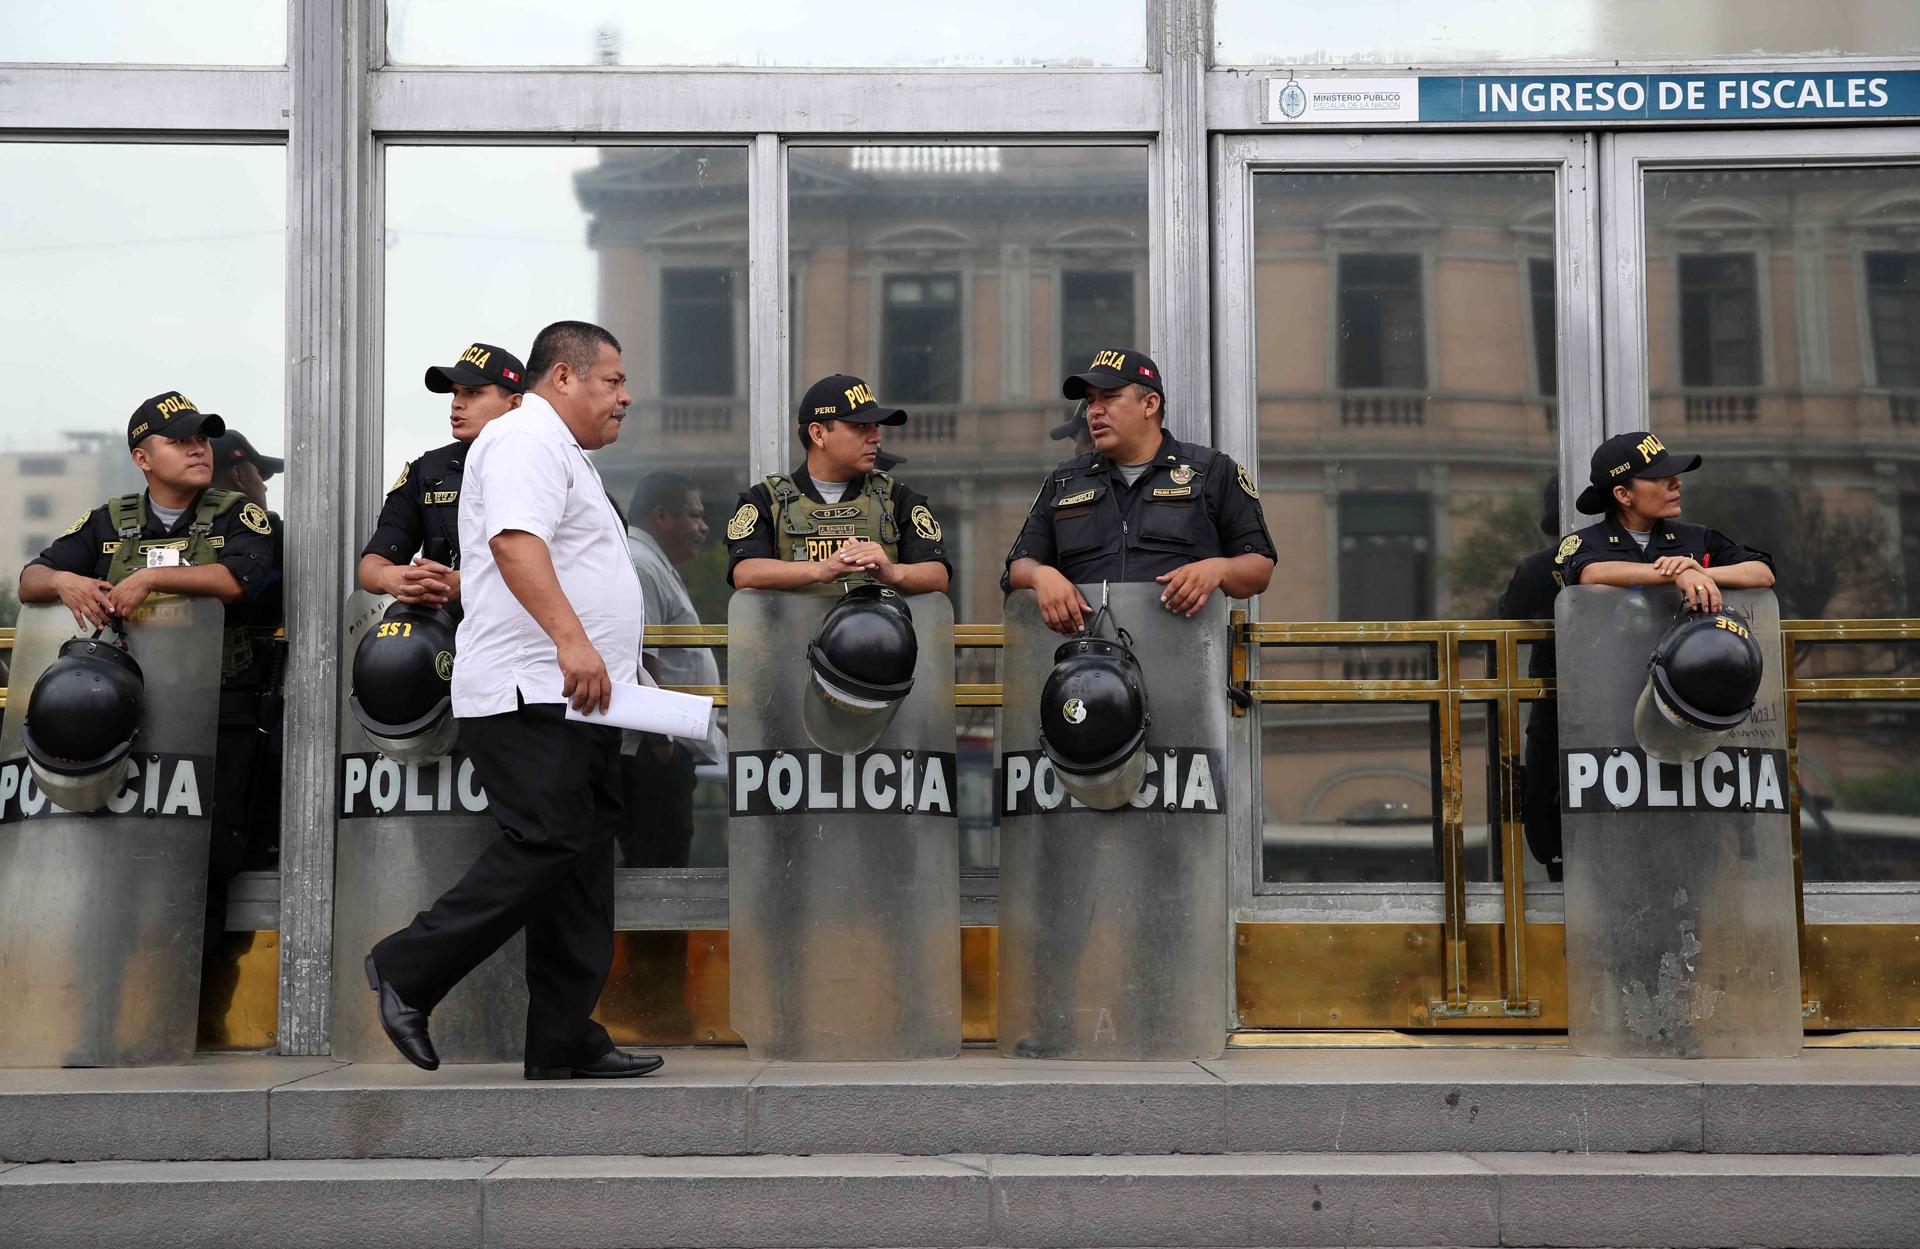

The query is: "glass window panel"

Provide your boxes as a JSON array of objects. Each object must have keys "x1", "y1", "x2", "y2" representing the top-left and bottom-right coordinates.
[
  {"x1": 383, "y1": 145, "x2": 748, "y2": 869},
  {"x1": 1251, "y1": 171, "x2": 1559, "y2": 624},
  {"x1": 0, "y1": 0, "x2": 284, "y2": 64},
  {"x1": 0, "y1": 143, "x2": 287, "y2": 607},
  {"x1": 1214, "y1": 0, "x2": 1920, "y2": 65},
  {"x1": 1261, "y1": 701, "x2": 1500, "y2": 886},
  {"x1": 1797, "y1": 701, "x2": 1920, "y2": 882},
  {"x1": 1643, "y1": 165, "x2": 1920, "y2": 618},
  {"x1": 389, "y1": 0, "x2": 1142, "y2": 67},
  {"x1": 789, "y1": 144, "x2": 1151, "y2": 623}
]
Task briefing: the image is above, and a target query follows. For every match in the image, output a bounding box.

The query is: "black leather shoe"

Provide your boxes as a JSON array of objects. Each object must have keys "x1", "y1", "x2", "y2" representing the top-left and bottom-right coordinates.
[
  {"x1": 364, "y1": 955, "x2": 439, "y2": 1071},
  {"x1": 524, "y1": 1049, "x2": 664, "y2": 1080}
]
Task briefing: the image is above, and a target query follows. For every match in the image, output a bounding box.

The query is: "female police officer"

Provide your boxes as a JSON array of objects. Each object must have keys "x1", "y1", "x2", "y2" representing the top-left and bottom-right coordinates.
[
  {"x1": 1557, "y1": 430, "x2": 1775, "y2": 609},
  {"x1": 357, "y1": 342, "x2": 526, "y2": 611}
]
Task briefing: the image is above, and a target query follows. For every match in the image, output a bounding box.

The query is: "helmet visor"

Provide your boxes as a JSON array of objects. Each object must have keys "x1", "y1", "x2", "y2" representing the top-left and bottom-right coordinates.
[
  {"x1": 362, "y1": 708, "x2": 460, "y2": 766},
  {"x1": 802, "y1": 669, "x2": 903, "y2": 755},
  {"x1": 1053, "y1": 743, "x2": 1148, "y2": 811},
  {"x1": 1633, "y1": 679, "x2": 1730, "y2": 765},
  {"x1": 26, "y1": 746, "x2": 133, "y2": 814}
]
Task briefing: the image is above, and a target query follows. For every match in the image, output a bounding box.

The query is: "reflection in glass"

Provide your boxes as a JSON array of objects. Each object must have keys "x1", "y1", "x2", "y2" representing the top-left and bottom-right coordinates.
[
  {"x1": 0, "y1": 144, "x2": 286, "y2": 605},
  {"x1": 789, "y1": 145, "x2": 1152, "y2": 622},
  {"x1": 1643, "y1": 166, "x2": 1920, "y2": 618},
  {"x1": 0, "y1": 0, "x2": 283, "y2": 64},
  {"x1": 1214, "y1": 0, "x2": 1920, "y2": 65},
  {"x1": 1797, "y1": 702, "x2": 1920, "y2": 882},
  {"x1": 389, "y1": 0, "x2": 1143, "y2": 67},
  {"x1": 384, "y1": 145, "x2": 749, "y2": 869},
  {"x1": 1251, "y1": 171, "x2": 1559, "y2": 624}
]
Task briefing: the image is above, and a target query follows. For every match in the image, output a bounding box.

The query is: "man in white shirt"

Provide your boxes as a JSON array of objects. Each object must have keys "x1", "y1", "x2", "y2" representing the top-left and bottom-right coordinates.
[{"x1": 365, "y1": 320, "x2": 664, "y2": 1080}]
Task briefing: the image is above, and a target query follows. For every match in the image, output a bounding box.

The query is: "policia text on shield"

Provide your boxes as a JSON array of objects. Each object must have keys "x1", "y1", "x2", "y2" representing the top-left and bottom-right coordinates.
[{"x1": 1002, "y1": 347, "x2": 1277, "y2": 634}]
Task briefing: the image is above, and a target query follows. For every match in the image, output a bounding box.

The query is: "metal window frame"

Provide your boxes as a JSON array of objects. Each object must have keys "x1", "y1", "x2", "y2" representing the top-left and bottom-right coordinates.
[{"x1": 1210, "y1": 131, "x2": 1603, "y2": 938}]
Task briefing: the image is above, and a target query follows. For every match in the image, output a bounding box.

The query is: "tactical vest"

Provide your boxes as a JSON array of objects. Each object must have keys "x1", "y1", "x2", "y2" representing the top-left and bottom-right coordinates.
[
  {"x1": 766, "y1": 471, "x2": 900, "y2": 565},
  {"x1": 103, "y1": 490, "x2": 264, "y2": 682}
]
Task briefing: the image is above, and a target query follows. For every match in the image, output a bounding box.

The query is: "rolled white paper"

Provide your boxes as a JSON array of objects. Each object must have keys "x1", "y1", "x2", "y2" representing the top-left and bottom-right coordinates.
[{"x1": 564, "y1": 680, "x2": 715, "y2": 740}]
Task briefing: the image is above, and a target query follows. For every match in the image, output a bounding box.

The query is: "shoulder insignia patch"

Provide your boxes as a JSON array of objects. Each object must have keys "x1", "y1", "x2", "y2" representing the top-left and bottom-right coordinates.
[
  {"x1": 910, "y1": 504, "x2": 941, "y2": 541},
  {"x1": 63, "y1": 510, "x2": 92, "y2": 536},
  {"x1": 725, "y1": 502, "x2": 759, "y2": 542},
  {"x1": 239, "y1": 503, "x2": 273, "y2": 536},
  {"x1": 1237, "y1": 463, "x2": 1260, "y2": 499},
  {"x1": 388, "y1": 462, "x2": 410, "y2": 494},
  {"x1": 1056, "y1": 488, "x2": 1098, "y2": 508},
  {"x1": 1555, "y1": 534, "x2": 1581, "y2": 564}
]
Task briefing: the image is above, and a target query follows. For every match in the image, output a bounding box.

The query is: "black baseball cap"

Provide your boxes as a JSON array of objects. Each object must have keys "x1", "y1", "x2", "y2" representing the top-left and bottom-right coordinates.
[
  {"x1": 798, "y1": 374, "x2": 906, "y2": 427},
  {"x1": 1049, "y1": 398, "x2": 1090, "y2": 441},
  {"x1": 1575, "y1": 431, "x2": 1702, "y2": 514},
  {"x1": 128, "y1": 391, "x2": 225, "y2": 450},
  {"x1": 211, "y1": 429, "x2": 285, "y2": 481},
  {"x1": 425, "y1": 342, "x2": 528, "y2": 394},
  {"x1": 1062, "y1": 347, "x2": 1163, "y2": 400}
]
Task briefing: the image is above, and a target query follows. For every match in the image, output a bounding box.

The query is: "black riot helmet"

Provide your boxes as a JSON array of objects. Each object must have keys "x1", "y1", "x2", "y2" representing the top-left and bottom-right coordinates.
[
  {"x1": 803, "y1": 584, "x2": 918, "y2": 755},
  {"x1": 1633, "y1": 606, "x2": 1766, "y2": 764},
  {"x1": 22, "y1": 626, "x2": 145, "y2": 812},
  {"x1": 1038, "y1": 605, "x2": 1151, "y2": 810},
  {"x1": 350, "y1": 603, "x2": 459, "y2": 764}
]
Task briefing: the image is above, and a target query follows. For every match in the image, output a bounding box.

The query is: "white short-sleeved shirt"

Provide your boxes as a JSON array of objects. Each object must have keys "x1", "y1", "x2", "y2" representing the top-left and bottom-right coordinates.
[{"x1": 452, "y1": 393, "x2": 643, "y2": 716}]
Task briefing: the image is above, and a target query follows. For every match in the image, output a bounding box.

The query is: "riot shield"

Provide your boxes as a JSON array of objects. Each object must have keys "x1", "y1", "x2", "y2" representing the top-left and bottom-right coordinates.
[
  {"x1": 997, "y1": 586, "x2": 1230, "y2": 1061},
  {"x1": 330, "y1": 589, "x2": 525, "y2": 1063},
  {"x1": 727, "y1": 588, "x2": 959, "y2": 1061},
  {"x1": 1556, "y1": 587, "x2": 1800, "y2": 1058},
  {"x1": 0, "y1": 598, "x2": 222, "y2": 1066}
]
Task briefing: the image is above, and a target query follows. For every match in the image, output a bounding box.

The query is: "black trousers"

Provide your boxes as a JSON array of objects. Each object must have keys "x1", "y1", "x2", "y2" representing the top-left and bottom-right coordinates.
[
  {"x1": 618, "y1": 741, "x2": 696, "y2": 870},
  {"x1": 372, "y1": 702, "x2": 625, "y2": 1066}
]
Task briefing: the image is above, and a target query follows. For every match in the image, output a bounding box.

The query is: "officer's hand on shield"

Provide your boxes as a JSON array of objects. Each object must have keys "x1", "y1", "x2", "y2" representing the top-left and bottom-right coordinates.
[
  {"x1": 378, "y1": 558, "x2": 454, "y2": 607},
  {"x1": 105, "y1": 569, "x2": 156, "y2": 618},
  {"x1": 1156, "y1": 557, "x2": 1226, "y2": 618},
  {"x1": 1673, "y1": 567, "x2": 1722, "y2": 614},
  {"x1": 50, "y1": 571, "x2": 117, "y2": 630},
  {"x1": 835, "y1": 539, "x2": 897, "y2": 585},
  {"x1": 1033, "y1": 566, "x2": 1094, "y2": 636},
  {"x1": 1652, "y1": 554, "x2": 1702, "y2": 579}
]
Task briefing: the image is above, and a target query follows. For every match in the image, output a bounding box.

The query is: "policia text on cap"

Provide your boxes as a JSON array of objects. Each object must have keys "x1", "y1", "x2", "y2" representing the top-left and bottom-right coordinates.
[
  {"x1": 1557, "y1": 431, "x2": 1775, "y2": 613},
  {"x1": 1003, "y1": 349, "x2": 1277, "y2": 635}
]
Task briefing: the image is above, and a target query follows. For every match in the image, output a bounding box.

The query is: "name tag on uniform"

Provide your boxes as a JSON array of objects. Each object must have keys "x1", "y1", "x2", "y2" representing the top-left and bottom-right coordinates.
[
  {"x1": 146, "y1": 546, "x2": 183, "y2": 569},
  {"x1": 1152, "y1": 485, "x2": 1193, "y2": 498},
  {"x1": 1056, "y1": 489, "x2": 1098, "y2": 508}
]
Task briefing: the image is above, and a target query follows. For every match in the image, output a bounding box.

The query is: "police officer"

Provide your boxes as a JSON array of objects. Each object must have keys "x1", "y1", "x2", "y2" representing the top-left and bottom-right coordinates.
[
  {"x1": 1497, "y1": 477, "x2": 1566, "y2": 880},
  {"x1": 17, "y1": 391, "x2": 277, "y2": 992},
  {"x1": 1557, "y1": 430, "x2": 1775, "y2": 611},
  {"x1": 1003, "y1": 347, "x2": 1276, "y2": 634},
  {"x1": 727, "y1": 373, "x2": 950, "y2": 594},
  {"x1": 357, "y1": 342, "x2": 527, "y2": 610}
]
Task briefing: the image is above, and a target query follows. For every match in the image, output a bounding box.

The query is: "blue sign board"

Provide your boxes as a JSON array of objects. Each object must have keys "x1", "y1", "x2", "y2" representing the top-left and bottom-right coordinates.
[{"x1": 1419, "y1": 71, "x2": 1920, "y2": 123}]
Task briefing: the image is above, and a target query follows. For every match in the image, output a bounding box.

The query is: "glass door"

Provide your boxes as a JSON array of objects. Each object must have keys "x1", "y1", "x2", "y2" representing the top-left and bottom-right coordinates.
[
  {"x1": 1214, "y1": 132, "x2": 1601, "y2": 1030},
  {"x1": 1603, "y1": 127, "x2": 1920, "y2": 1031}
]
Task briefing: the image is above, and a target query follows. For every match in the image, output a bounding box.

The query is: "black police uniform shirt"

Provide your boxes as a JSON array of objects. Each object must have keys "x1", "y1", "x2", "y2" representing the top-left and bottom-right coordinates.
[
  {"x1": 1001, "y1": 431, "x2": 1276, "y2": 589},
  {"x1": 29, "y1": 490, "x2": 275, "y2": 623},
  {"x1": 362, "y1": 441, "x2": 465, "y2": 568},
  {"x1": 724, "y1": 467, "x2": 952, "y2": 587},
  {"x1": 1556, "y1": 516, "x2": 1772, "y2": 589}
]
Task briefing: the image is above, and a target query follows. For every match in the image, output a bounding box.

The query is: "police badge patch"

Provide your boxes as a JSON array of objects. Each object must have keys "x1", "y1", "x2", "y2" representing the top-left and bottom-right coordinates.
[
  {"x1": 726, "y1": 502, "x2": 759, "y2": 541},
  {"x1": 910, "y1": 504, "x2": 941, "y2": 541},
  {"x1": 1237, "y1": 463, "x2": 1260, "y2": 499},
  {"x1": 388, "y1": 462, "x2": 410, "y2": 493},
  {"x1": 240, "y1": 503, "x2": 273, "y2": 535},
  {"x1": 64, "y1": 510, "x2": 92, "y2": 536},
  {"x1": 1170, "y1": 464, "x2": 1195, "y2": 486},
  {"x1": 1555, "y1": 534, "x2": 1581, "y2": 564}
]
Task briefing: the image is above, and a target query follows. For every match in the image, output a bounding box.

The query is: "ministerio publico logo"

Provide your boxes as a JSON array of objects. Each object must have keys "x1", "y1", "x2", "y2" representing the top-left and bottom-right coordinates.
[{"x1": 1276, "y1": 80, "x2": 1308, "y2": 119}]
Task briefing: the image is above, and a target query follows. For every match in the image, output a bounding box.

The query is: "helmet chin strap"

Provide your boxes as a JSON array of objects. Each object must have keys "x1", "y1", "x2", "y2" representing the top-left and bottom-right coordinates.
[{"x1": 1079, "y1": 582, "x2": 1134, "y2": 651}]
